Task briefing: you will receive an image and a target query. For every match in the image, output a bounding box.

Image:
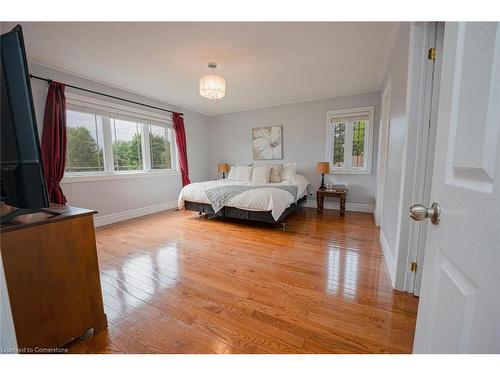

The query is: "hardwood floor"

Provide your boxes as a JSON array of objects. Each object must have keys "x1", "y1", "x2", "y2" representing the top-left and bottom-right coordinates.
[{"x1": 67, "y1": 207, "x2": 419, "y2": 354}]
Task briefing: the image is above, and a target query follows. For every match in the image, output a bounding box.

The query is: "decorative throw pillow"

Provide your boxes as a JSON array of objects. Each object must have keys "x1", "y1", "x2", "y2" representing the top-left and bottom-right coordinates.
[
  {"x1": 235, "y1": 166, "x2": 253, "y2": 182},
  {"x1": 251, "y1": 165, "x2": 271, "y2": 184},
  {"x1": 269, "y1": 165, "x2": 282, "y2": 183},
  {"x1": 281, "y1": 163, "x2": 297, "y2": 181}
]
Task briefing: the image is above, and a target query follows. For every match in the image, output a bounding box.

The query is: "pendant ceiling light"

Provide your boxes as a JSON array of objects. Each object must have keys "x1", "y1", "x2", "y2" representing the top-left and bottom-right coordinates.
[{"x1": 199, "y1": 62, "x2": 226, "y2": 100}]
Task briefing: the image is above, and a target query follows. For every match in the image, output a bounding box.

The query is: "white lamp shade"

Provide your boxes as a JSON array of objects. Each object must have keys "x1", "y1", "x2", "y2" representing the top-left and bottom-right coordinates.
[{"x1": 199, "y1": 74, "x2": 226, "y2": 100}]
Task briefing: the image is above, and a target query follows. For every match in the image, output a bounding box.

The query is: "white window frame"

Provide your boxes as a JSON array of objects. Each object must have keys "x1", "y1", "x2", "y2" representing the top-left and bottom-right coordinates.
[
  {"x1": 63, "y1": 92, "x2": 179, "y2": 183},
  {"x1": 146, "y1": 122, "x2": 177, "y2": 172},
  {"x1": 325, "y1": 106, "x2": 374, "y2": 175}
]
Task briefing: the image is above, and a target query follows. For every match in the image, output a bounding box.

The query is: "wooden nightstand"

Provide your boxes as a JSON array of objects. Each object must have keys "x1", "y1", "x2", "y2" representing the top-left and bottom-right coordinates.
[{"x1": 316, "y1": 187, "x2": 348, "y2": 216}]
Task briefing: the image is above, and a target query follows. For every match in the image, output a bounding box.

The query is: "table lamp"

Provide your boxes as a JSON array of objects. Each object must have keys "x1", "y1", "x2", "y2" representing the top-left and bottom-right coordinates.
[
  {"x1": 316, "y1": 162, "x2": 330, "y2": 190},
  {"x1": 218, "y1": 163, "x2": 229, "y2": 179}
]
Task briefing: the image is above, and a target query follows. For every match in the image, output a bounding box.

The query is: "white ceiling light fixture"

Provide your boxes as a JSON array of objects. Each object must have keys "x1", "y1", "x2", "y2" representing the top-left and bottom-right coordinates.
[{"x1": 199, "y1": 62, "x2": 226, "y2": 101}]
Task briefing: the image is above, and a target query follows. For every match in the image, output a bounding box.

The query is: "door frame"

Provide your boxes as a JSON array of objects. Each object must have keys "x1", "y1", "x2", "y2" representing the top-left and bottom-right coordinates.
[
  {"x1": 375, "y1": 77, "x2": 391, "y2": 227},
  {"x1": 392, "y1": 22, "x2": 444, "y2": 292},
  {"x1": 410, "y1": 23, "x2": 444, "y2": 295}
]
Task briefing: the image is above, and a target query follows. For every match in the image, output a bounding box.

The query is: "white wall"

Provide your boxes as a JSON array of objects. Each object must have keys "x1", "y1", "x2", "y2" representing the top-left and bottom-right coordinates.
[
  {"x1": 378, "y1": 23, "x2": 411, "y2": 285},
  {"x1": 207, "y1": 92, "x2": 380, "y2": 210},
  {"x1": 29, "y1": 63, "x2": 211, "y2": 223},
  {"x1": 0, "y1": 257, "x2": 17, "y2": 353}
]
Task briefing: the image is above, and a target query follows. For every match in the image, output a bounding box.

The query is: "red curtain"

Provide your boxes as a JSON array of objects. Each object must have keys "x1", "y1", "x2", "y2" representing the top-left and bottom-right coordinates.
[
  {"x1": 172, "y1": 112, "x2": 190, "y2": 186},
  {"x1": 41, "y1": 81, "x2": 67, "y2": 205}
]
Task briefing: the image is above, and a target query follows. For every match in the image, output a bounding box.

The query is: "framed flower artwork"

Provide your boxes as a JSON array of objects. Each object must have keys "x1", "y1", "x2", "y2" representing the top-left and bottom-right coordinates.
[{"x1": 252, "y1": 125, "x2": 283, "y2": 160}]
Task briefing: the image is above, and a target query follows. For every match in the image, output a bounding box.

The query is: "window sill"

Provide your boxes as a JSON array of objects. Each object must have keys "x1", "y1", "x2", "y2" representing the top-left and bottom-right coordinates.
[
  {"x1": 61, "y1": 170, "x2": 180, "y2": 184},
  {"x1": 330, "y1": 169, "x2": 372, "y2": 175}
]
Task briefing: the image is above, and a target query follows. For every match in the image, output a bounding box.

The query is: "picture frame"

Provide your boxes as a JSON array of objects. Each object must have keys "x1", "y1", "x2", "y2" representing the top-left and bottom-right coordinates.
[{"x1": 252, "y1": 125, "x2": 283, "y2": 160}]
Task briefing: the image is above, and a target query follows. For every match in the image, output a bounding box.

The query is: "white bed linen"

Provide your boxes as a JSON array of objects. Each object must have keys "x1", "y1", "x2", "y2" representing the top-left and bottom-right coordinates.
[{"x1": 178, "y1": 174, "x2": 310, "y2": 221}]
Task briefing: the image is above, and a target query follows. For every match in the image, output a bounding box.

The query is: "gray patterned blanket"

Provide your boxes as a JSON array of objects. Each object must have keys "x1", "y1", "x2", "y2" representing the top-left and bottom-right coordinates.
[{"x1": 205, "y1": 184, "x2": 298, "y2": 213}]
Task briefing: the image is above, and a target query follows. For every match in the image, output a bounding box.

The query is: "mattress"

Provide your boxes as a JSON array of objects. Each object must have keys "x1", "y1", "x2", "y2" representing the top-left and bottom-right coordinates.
[{"x1": 178, "y1": 174, "x2": 310, "y2": 221}]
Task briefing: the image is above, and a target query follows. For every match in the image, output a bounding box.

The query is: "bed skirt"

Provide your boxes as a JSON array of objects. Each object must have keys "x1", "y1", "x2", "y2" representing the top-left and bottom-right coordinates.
[{"x1": 184, "y1": 195, "x2": 307, "y2": 224}]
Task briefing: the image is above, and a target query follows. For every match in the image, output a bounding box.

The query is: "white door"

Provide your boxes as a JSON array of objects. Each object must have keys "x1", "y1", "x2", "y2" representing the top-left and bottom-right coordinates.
[{"x1": 413, "y1": 22, "x2": 500, "y2": 353}]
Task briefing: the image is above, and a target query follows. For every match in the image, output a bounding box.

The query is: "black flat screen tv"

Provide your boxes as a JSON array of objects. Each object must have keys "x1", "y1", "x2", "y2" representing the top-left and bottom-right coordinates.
[{"x1": 1, "y1": 25, "x2": 52, "y2": 222}]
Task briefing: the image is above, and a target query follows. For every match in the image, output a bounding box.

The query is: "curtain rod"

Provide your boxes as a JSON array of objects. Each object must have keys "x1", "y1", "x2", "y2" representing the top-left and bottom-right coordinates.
[{"x1": 29, "y1": 74, "x2": 183, "y2": 116}]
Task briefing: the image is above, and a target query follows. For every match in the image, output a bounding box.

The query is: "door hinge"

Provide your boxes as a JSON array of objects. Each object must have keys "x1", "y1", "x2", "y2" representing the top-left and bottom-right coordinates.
[
  {"x1": 428, "y1": 47, "x2": 436, "y2": 61},
  {"x1": 410, "y1": 262, "x2": 418, "y2": 273}
]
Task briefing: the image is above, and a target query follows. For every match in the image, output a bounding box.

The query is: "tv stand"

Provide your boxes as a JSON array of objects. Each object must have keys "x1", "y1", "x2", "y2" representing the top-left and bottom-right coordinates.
[
  {"x1": 0, "y1": 206, "x2": 62, "y2": 224},
  {"x1": 0, "y1": 205, "x2": 107, "y2": 350}
]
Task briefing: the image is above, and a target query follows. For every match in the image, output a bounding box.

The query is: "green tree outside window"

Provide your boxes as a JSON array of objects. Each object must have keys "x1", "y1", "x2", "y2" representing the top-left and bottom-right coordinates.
[{"x1": 66, "y1": 126, "x2": 103, "y2": 172}]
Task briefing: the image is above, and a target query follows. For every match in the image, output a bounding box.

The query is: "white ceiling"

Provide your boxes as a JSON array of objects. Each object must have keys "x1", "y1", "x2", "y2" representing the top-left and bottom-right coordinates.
[{"x1": 5, "y1": 22, "x2": 398, "y2": 115}]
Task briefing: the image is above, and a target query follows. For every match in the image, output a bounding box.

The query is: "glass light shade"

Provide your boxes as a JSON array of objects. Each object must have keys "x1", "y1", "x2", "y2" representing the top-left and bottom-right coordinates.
[{"x1": 199, "y1": 74, "x2": 226, "y2": 100}]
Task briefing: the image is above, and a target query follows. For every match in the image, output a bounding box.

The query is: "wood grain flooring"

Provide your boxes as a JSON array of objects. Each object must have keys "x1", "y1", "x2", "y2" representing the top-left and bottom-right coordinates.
[{"x1": 67, "y1": 208, "x2": 419, "y2": 354}]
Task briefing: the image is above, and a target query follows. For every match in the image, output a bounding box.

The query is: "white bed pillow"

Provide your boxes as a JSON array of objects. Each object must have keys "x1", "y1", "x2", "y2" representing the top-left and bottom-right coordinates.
[
  {"x1": 268, "y1": 165, "x2": 282, "y2": 183},
  {"x1": 251, "y1": 165, "x2": 271, "y2": 184},
  {"x1": 281, "y1": 163, "x2": 297, "y2": 181},
  {"x1": 227, "y1": 164, "x2": 252, "y2": 180},
  {"x1": 227, "y1": 165, "x2": 237, "y2": 180},
  {"x1": 235, "y1": 166, "x2": 253, "y2": 182},
  {"x1": 294, "y1": 173, "x2": 309, "y2": 185}
]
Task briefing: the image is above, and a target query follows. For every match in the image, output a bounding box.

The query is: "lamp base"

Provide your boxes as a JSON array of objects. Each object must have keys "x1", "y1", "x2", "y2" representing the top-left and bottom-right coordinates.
[
  {"x1": 222, "y1": 172, "x2": 226, "y2": 179},
  {"x1": 319, "y1": 173, "x2": 326, "y2": 190}
]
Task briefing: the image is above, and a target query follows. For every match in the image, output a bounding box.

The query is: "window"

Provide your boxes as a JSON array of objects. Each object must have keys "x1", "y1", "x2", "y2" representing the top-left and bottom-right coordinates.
[
  {"x1": 149, "y1": 124, "x2": 173, "y2": 170},
  {"x1": 64, "y1": 93, "x2": 177, "y2": 178},
  {"x1": 352, "y1": 121, "x2": 366, "y2": 167},
  {"x1": 111, "y1": 118, "x2": 144, "y2": 171},
  {"x1": 326, "y1": 106, "x2": 374, "y2": 174},
  {"x1": 66, "y1": 110, "x2": 105, "y2": 173},
  {"x1": 332, "y1": 122, "x2": 346, "y2": 167}
]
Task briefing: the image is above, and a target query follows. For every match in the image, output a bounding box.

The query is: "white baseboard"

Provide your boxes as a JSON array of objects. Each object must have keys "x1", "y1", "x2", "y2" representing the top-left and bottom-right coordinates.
[
  {"x1": 303, "y1": 200, "x2": 374, "y2": 213},
  {"x1": 380, "y1": 229, "x2": 396, "y2": 287},
  {"x1": 93, "y1": 199, "x2": 373, "y2": 227},
  {"x1": 93, "y1": 200, "x2": 178, "y2": 227}
]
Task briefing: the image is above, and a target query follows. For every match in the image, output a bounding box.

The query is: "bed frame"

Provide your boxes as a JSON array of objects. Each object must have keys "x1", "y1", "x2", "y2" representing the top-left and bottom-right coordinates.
[{"x1": 184, "y1": 195, "x2": 307, "y2": 226}]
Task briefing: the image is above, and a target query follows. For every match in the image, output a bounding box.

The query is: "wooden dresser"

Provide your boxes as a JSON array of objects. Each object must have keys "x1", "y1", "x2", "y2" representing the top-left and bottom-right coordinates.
[{"x1": 0, "y1": 205, "x2": 107, "y2": 351}]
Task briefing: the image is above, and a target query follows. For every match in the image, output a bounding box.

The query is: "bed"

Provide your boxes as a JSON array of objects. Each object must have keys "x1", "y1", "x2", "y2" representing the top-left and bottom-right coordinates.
[{"x1": 178, "y1": 174, "x2": 310, "y2": 225}]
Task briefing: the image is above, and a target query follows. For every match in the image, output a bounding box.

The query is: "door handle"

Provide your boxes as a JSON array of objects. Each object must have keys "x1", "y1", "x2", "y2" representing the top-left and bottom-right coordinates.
[{"x1": 409, "y1": 202, "x2": 441, "y2": 225}]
